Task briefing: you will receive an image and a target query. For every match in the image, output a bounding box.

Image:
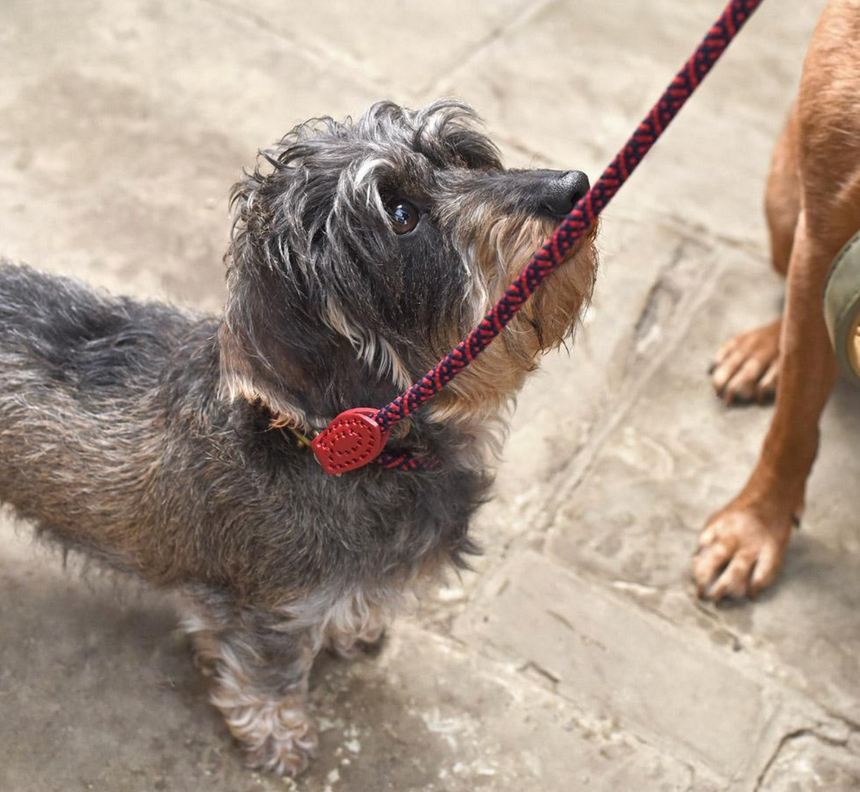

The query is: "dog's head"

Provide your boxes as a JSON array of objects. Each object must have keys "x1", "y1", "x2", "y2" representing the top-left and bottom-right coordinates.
[{"x1": 220, "y1": 100, "x2": 597, "y2": 430}]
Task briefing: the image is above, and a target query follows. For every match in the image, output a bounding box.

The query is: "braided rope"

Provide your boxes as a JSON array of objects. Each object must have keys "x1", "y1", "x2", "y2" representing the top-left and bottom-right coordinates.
[
  {"x1": 376, "y1": 450, "x2": 439, "y2": 472},
  {"x1": 373, "y1": 0, "x2": 764, "y2": 434}
]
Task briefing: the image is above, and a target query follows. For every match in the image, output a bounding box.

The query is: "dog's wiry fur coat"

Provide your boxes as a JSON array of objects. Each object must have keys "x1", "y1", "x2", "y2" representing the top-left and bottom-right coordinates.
[{"x1": 0, "y1": 101, "x2": 596, "y2": 775}]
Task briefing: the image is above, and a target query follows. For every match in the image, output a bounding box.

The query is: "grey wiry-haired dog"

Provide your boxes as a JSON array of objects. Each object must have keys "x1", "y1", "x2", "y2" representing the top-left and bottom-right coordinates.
[{"x1": 0, "y1": 101, "x2": 596, "y2": 775}]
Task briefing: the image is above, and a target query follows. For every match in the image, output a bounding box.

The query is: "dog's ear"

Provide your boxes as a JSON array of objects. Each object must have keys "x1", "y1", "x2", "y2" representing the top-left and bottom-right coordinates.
[
  {"x1": 219, "y1": 265, "x2": 315, "y2": 428},
  {"x1": 219, "y1": 261, "x2": 406, "y2": 428},
  {"x1": 218, "y1": 159, "x2": 322, "y2": 427},
  {"x1": 218, "y1": 162, "x2": 402, "y2": 428}
]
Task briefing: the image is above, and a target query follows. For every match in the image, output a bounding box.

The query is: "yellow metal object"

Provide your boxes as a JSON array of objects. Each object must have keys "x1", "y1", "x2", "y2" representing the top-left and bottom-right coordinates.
[
  {"x1": 282, "y1": 426, "x2": 315, "y2": 449},
  {"x1": 849, "y1": 312, "x2": 860, "y2": 379},
  {"x1": 291, "y1": 428, "x2": 315, "y2": 448}
]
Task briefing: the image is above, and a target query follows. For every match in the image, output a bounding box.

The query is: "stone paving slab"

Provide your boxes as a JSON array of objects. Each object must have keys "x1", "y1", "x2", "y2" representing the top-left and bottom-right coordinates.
[
  {"x1": 0, "y1": 0, "x2": 376, "y2": 308},
  {"x1": 1, "y1": 0, "x2": 855, "y2": 790},
  {"x1": 0, "y1": 530, "x2": 702, "y2": 792},
  {"x1": 307, "y1": 623, "x2": 704, "y2": 792},
  {"x1": 458, "y1": 216, "x2": 719, "y2": 582},
  {"x1": 542, "y1": 241, "x2": 860, "y2": 727},
  {"x1": 453, "y1": 550, "x2": 778, "y2": 781},
  {"x1": 432, "y1": 0, "x2": 827, "y2": 244},
  {"x1": 544, "y1": 241, "x2": 783, "y2": 590},
  {"x1": 210, "y1": 0, "x2": 532, "y2": 97}
]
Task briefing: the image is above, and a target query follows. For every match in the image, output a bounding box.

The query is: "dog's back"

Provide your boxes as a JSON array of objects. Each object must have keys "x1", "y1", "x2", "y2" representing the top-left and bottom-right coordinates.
[
  {"x1": 0, "y1": 260, "x2": 190, "y2": 396},
  {"x1": 0, "y1": 261, "x2": 210, "y2": 562}
]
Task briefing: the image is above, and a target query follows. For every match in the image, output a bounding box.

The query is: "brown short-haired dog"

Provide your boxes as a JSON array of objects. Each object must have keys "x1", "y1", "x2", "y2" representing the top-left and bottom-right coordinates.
[
  {"x1": 0, "y1": 101, "x2": 596, "y2": 775},
  {"x1": 694, "y1": 0, "x2": 860, "y2": 601}
]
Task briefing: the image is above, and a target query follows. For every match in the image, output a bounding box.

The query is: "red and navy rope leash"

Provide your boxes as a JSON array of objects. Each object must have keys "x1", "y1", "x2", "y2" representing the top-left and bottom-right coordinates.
[{"x1": 312, "y1": 0, "x2": 765, "y2": 475}]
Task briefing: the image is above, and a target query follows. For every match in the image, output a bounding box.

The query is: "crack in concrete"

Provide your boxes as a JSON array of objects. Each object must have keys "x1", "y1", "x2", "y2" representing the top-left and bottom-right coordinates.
[
  {"x1": 752, "y1": 727, "x2": 835, "y2": 792},
  {"x1": 518, "y1": 659, "x2": 561, "y2": 688},
  {"x1": 533, "y1": 233, "x2": 726, "y2": 523},
  {"x1": 194, "y1": 0, "x2": 389, "y2": 97},
  {"x1": 610, "y1": 207, "x2": 768, "y2": 258},
  {"x1": 750, "y1": 716, "x2": 860, "y2": 792},
  {"x1": 630, "y1": 238, "x2": 690, "y2": 360},
  {"x1": 198, "y1": 0, "x2": 559, "y2": 106},
  {"x1": 817, "y1": 708, "x2": 860, "y2": 735},
  {"x1": 421, "y1": 0, "x2": 557, "y2": 98}
]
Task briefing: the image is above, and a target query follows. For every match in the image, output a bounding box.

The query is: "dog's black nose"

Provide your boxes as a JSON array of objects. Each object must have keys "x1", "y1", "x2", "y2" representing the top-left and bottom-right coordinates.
[{"x1": 543, "y1": 170, "x2": 591, "y2": 217}]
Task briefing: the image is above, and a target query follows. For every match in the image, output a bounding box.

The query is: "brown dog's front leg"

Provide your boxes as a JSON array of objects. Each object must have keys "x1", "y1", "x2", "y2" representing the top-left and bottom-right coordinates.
[{"x1": 694, "y1": 214, "x2": 838, "y2": 601}]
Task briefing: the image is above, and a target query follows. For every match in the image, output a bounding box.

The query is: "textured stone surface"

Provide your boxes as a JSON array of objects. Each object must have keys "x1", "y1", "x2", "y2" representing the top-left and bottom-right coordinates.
[
  {"x1": 433, "y1": 0, "x2": 825, "y2": 243},
  {"x1": 757, "y1": 732, "x2": 860, "y2": 792},
  {"x1": 213, "y1": 0, "x2": 532, "y2": 95},
  {"x1": 543, "y1": 245, "x2": 860, "y2": 726},
  {"x1": 0, "y1": 543, "x2": 700, "y2": 792},
  {"x1": 2, "y1": 0, "x2": 857, "y2": 790},
  {"x1": 0, "y1": 0, "x2": 375, "y2": 308},
  {"x1": 453, "y1": 551, "x2": 773, "y2": 777}
]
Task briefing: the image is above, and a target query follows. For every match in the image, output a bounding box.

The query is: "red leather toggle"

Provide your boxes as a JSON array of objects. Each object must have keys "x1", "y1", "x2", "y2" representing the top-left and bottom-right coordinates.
[{"x1": 311, "y1": 408, "x2": 390, "y2": 475}]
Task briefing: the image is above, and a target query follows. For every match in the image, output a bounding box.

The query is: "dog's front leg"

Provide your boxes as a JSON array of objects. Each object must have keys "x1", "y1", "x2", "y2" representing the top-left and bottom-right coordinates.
[
  {"x1": 694, "y1": 212, "x2": 838, "y2": 601},
  {"x1": 180, "y1": 593, "x2": 320, "y2": 776}
]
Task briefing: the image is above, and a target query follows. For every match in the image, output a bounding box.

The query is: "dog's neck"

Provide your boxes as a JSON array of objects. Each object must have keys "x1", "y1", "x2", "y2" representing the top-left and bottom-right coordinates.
[{"x1": 265, "y1": 405, "x2": 499, "y2": 472}]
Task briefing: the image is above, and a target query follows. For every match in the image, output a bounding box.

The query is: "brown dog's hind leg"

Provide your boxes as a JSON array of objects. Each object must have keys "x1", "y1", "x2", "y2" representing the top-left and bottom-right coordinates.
[
  {"x1": 710, "y1": 109, "x2": 801, "y2": 404},
  {"x1": 695, "y1": 211, "x2": 839, "y2": 601}
]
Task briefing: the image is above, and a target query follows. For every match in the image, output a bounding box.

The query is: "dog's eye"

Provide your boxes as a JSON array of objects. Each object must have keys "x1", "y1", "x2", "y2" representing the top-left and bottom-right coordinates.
[{"x1": 388, "y1": 200, "x2": 419, "y2": 235}]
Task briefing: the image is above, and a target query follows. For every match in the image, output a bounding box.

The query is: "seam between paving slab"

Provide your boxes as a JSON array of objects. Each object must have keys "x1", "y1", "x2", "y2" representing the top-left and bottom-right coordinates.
[
  {"x1": 418, "y1": 0, "x2": 557, "y2": 99},
  {"x1": 446, "y1": 549, "x2": 860, "y2": 791},
  {"x1": 193, "y1": 0, "x2": 556, "y2": 103},
  {"x1": 503, "y1": 217, "x2": 733, "y2": 547},
  {"x1": 394, "y1": 616, "x2": 713, "y2": 790},
  {"x1": 193, "y1": 0, "x2": 391, "y2": 97}
]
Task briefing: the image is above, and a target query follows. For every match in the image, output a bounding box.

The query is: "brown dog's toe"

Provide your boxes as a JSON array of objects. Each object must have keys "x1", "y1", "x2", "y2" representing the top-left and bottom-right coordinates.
[
  {"x1": 710, "y1": 320, "x2": 781, "y2": 405},
  {"x1": 694, "y1": 505, "x2": 792, "y2": 602}
]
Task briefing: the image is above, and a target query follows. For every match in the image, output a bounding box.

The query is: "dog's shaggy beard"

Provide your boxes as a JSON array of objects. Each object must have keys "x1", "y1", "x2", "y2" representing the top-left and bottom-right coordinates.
[{"x1": 426, "y1": 210, "x2": 598, "y2": 429}]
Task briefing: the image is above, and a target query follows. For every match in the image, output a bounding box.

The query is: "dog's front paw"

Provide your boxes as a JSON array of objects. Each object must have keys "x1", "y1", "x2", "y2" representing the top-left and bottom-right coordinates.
[
  {"x1": 324, "y1": 609, "x2": 388, "y2": 659},
  {"x1": 219, "y1": 695, "x2": 318, "y2": 776},
  {"x1": 710, "y1": 320, "x2": 781, "y2": 404},
  {"x1": 244, "y1": 716, "x2": 318, "y2": 777},
  {"x1": 693, "y1": 504, "x2": 794, "y2": 601}
]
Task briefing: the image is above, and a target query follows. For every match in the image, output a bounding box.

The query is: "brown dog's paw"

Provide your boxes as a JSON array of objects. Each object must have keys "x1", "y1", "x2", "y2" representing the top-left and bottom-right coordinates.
[
  {"x1": 693, "y1": 506, "x2": 794, "y2": 601},
  {"x1": 710, "y1": 320, "x2": 781, "y2": 405}
]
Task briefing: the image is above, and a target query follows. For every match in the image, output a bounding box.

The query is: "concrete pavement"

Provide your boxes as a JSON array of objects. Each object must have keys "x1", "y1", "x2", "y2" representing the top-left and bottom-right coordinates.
[{"x1": 2, "y1": 0, "x2": 859, "y2": 790}]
